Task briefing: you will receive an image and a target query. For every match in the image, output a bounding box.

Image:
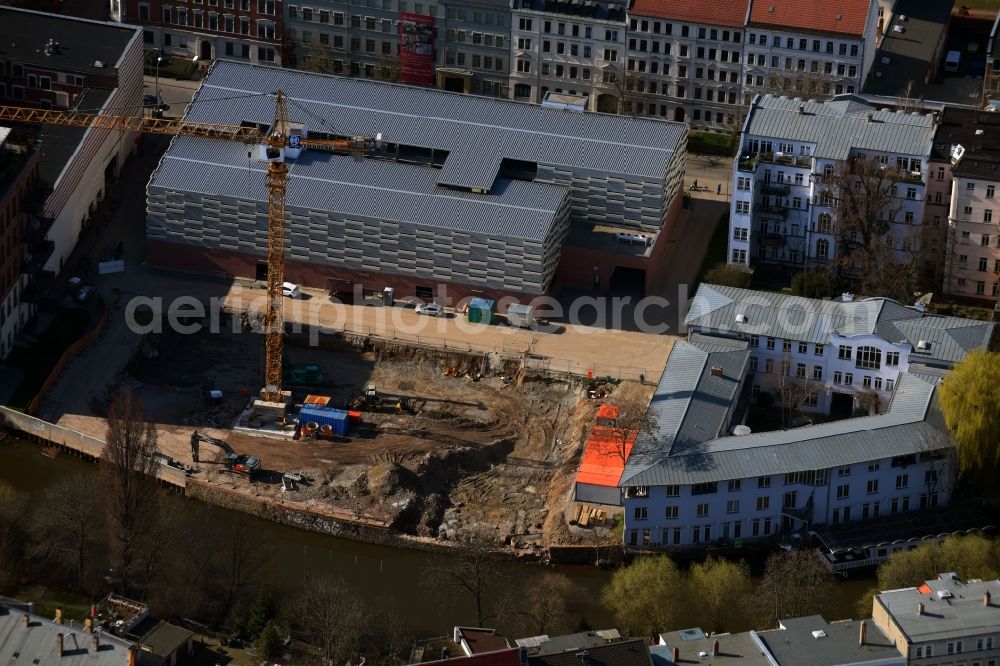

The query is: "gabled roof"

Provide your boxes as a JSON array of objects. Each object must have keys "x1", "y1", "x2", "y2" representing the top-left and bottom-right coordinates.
[
  {"x1": 748, "y1": 0, "x2": 872, "y2": 37},
  {"x1": 629, "y1": 0, "x2": 749, "y2": 28},
  {"x1": 685, "y1": 284, "x2": 994, "y2": 364},
  {"x1": 652, "y1": 629, "x2": 772, "y2": 666},
  {"x1": 0, "y1": 603, "x2": 135, "y2": 666},
  {"x1": 876, "y1": 575, "x2": 1000, "y2": 643},
  {"x1": 620, "y1": 367, "x2": 950, "y2": 487},
  {"x1": 742, "y1": 94, "x2": 935, "y2": 160},
  {"x1": 527, "y1": 638, "x2": 652, "y2": 666}
]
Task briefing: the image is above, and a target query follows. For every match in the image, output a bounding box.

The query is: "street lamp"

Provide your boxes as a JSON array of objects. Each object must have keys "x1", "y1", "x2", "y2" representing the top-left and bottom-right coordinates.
[
  {"x1": 189, "y1": 54, "x2": 199, "y2": 79},
  {"x1": 154, "y1": 56, "x2": 163, "y2": 106}
]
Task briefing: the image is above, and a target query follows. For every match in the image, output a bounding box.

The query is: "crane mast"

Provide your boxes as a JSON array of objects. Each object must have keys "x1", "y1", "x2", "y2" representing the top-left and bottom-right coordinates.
[{"x1": 0, "y1": 93, "x2": 375, "y2": 405}]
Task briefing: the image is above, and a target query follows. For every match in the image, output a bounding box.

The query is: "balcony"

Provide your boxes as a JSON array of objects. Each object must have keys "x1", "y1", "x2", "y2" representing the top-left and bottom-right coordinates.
[
  {"x1": 738, "y1": 155, "x2": 757, "y2": 172},
  {"x1": 758, "y1": 180, "x2": 791, "y2": 196},
  {"x1": 756, "y1": 152, "x2": 812, "y2": 168}
]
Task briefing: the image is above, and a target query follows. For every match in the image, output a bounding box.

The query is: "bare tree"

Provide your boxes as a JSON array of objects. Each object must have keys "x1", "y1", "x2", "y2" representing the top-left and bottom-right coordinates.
[
  {"x1": 760, "y1": 353, "x2": 821, "y2": 427},
  {"x1": 32, "y1": 475, "x2": 105, "y2": 592},
  {"x1": 292, "y1": 575, "x2": 368, "y2": 665},
  {"x1": 754, "y1": 549, "x2": 835, "y2": 629},
  {"x1": 593, "y1": 398, "x2": 657, "y2": 468},
  {"x1": 497, "y1": 572, "x2": 587, "y2": 636},
  {"x1": 299, "y1": 40, "x2": 338, "y2": 74},
  {"x1": 101, "y1": 391, "x2": 160, "y2": 595},
  {"x1": 424, "y1": 536, "x2": 504, "y2": 627},
  {"x1": 824, "y1": 155, "x2": 921, "y2": 302}
]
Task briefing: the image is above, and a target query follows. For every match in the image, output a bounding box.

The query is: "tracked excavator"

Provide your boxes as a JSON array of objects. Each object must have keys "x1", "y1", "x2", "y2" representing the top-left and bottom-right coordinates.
[{"x1": 190, "y1": 431, "x2": 262, "y2": 477}]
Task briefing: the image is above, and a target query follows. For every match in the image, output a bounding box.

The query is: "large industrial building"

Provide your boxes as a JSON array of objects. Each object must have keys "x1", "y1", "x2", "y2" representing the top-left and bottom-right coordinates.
[{"x1": 146, "y1": 59, "x2": 686, "y2": 300}]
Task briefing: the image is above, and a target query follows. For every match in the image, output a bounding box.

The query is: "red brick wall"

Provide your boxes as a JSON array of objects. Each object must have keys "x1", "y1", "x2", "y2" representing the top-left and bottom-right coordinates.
[
  {"x1": 124, "y1": 0, "x2": 284, "y2": 45},
  {"x1": 0, "y1": 148, "x2": 41, "y2": 303}
]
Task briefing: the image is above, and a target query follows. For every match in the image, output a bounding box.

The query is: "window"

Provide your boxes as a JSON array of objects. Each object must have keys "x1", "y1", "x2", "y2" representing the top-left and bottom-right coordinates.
[
  {"x1": 925, "y1": 469, "x2": 938, "y2": 486},
  {"x1": 989, "y1": 185, "x2": 996, "y2": 198},
  {"x1": 816, "y1": 238, "x2": 829, "y2": 259},
  {"x1": 696, "y1": 503, "x2": 710, "y2": 517},
  {"x1": 896, "y1": 474, "x2": 908, "y2": 489},
  {"x1": 867, "y1": 479, "x2": 879, "y2": 494},
  {"x1": 838, "y1": 465, "x2": 851, "y2": 477},
  {"x1": 812, "y1": 365, "x2": 823, "y2": 380},
  {"x1": 726, "y1": 499, "x2": 740, "y2": 513},
  {"x1": 665, "y1": 485, "x2": 680, "y2": 497},
  {"x1": 766, "y1": 337, "x2": 775, "y2": 350},
  {"x1": 728, "y1": 479, "x2": 741, "y2": 492},
  {"x1": 782, "y1": 339, "x2": 792, "y2": 352},
  {"x1": 758, "y1": 476, "x2": 771, "y2": 488},
  {"x1": 749, "y1": 335, "x2": 759, "y2": 348},
  {"x1": 836, "y1": 484, "x2": 850, "y2": 499},
  {"x1": 833, "y1": 371, "x2": 843, "y2": 384},
  {"x1": 863, "y1": 375, "x2": 873, "y2": 388},
  {"x1": 756, "y1": 496, "x2": 769, "y2": 510},
  {"x1": 838, "y1": 345, "x2": 852, "y2": 360},
  {"x1": 692, "y1": 482, "x2": 718, "y2": 495},
  {"x1": 518, "y1": 17, "x2": 532, "y2": 30},
  {"x1": 814, "y1": 344, "x2": 824, "y2": 356},
  {"x1": 856, "y1": 346, "x2": 881, "y2": 370},
  {"x1": 665, "y1": 506, "x2": 679, "y2": 519},
  {"x1": 783, "y1": 491, "x2": 797, "y2": 508},
  {"x1": 796, "y1": 363, "x2": 806, "y2": 378},
  {"x1": 633, "y1": 506, "x2": 648, "y2": 520}
]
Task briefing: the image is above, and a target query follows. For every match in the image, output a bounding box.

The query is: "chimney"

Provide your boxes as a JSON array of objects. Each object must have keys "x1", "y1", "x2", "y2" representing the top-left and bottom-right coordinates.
[
  {"x1": 917, "y1": 602, "x2": 925, "y2": 615},
  {"x1": 799, "y1": 105, "x2": 805, "y2": 115},
  {"x1": 867, "y1": 112, "x2": 874, "y2": 123},
  {"x1": 91, "y1": 633, "x2": 100, "y2": 652},
  {"x1": 22, "y1": 613, "x2": 30, "y2": 628},
  {"x1": 858, "y1": 620, "x2": 867, "y2": 646},
  {"x1": 713, "y1": 639, "x2": 720, "y2": 656},
  {"x1": 56, "y1": 633, "x2": 64, "y2": 658},
  {"x1": 127, "y1": 645, "x2": 137, "y2": 666},
  {"x1": 710, "y1": 366, "x2": 724, "y2": 377},
  {"x1": 54, "y1": 608, "x2": 63, "y2": 625},
  {"x1": 672, "y1": 646, "x2": 680, "y2": 662},
  {"x1": 985, "y1": 590, "x2": 992, "y2": 606}
]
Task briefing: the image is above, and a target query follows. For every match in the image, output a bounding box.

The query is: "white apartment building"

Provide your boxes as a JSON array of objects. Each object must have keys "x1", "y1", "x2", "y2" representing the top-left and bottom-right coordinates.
[
  {"x1": 742, "y1": 0, "x2": 879, "y2": 101},
  {"x1": 616, "y1": 284, "x2": 993, "y2": 551},
  {"x1": 939, "y1": 108, "x2": 1000, "y2": 303},
  {"x1": 728, "y1": 94, "x2": 935, "y2": 272},
  {"x1": 874, "y1": 574, "x2": 1000, "y2": 664},
  {"x1": 624, "y1": 0, "x2": 748, "y2": 128},
  {"x1": 508, "y1": 0, "x2": 627, "y2": 111}
]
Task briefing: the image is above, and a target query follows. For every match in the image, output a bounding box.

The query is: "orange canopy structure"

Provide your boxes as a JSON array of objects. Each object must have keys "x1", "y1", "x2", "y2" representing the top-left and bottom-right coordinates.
[{"x1": 575, "y1": 425, "x2": 638, "y2": 488}]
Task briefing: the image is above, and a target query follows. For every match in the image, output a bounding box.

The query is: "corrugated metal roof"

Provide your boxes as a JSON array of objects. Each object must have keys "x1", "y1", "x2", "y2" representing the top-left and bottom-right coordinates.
[
  {"x1": 744, "y1": 94, "x2": 935, "y2": 160},
  {"x1": 620, "y1": 371, "x2": 948, "y2": 487},
  {"x1": 150, "y1": 136, "x2": 567, "y2": 241},
  {"x1": 0, "y1": 604, "x2": 135, "y2": 666},
  {"x1": 190, "y1": 60, "x2": 685, "y2": 180},
  {"x1": 685, "y1": 284, "x2": 995, "y2": 364}
]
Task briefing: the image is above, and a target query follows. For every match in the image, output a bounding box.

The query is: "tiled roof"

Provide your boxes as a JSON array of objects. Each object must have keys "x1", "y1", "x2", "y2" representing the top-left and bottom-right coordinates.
[
  {"x1": 743, "y1": 94, "x2": 936, "y2": 160},
  {"x1": 629, "y1": 0, "x2": 749, "y2": 28},
  {"x1": 748, "y1": 0, "x2": 872, "y2": 36}
]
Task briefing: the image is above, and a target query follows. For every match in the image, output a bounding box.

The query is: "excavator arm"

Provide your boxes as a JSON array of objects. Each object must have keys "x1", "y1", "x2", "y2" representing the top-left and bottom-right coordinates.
[{"x1": 190, "y1": 430, "x2": 236, "y2": 462}]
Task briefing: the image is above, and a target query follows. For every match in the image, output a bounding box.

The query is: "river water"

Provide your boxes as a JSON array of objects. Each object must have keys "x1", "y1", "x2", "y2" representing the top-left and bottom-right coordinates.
[{"x1": 0, "y1": 436, "x2": 874, "y2": 635}]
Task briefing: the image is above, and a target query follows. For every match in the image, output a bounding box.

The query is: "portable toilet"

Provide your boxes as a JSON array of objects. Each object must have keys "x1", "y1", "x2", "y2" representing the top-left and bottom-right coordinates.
[
  {"x1": 467, "y1": 297, "x2": 496, "y2": 325},
  {"x1": 507, "y1": 303, "x2": 535, "y2": 329},
  {"x1": 383, "y1": 287, "x2": 394, "y2": 306}
]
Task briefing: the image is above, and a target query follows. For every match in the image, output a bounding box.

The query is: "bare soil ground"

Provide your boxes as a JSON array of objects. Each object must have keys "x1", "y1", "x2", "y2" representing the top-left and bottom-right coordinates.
[{"x1": 60, "y1": 316, "x2": 644, "y2": 550}]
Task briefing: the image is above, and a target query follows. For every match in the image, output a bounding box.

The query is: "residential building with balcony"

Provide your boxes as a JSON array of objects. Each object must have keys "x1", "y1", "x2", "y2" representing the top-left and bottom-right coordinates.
[
  {"x1": 0, "y1": 7, "x2": 143, "y2": 279},
  {"x1": 508, "y1": 0, "x2": 628, "y2": 111},
  {"x1": 0, "y1": 129, "x2": 41, "y2": 360},
  {"x1": 624, "y1": 0, "x2": 748, "y2": 128},
  {"x1": 873, "y1": 573, "x2": 1000, "y2": 664},
  {"x1": 728, "y1": 94, "x2": 935, "y2": 273},
  {"x1": 742, "y1": 0, "x2": 879, "y2": 101},
  {"x1": 438, "y1": 0, "x2": 510, "y2": 97},
  {"x1": 285, "y1": 0, "x2": 444, "y2": 82},
  {"x1": 123, "y1": 0, "x2": 282, "y2": 64},
  {"x1": 617, "y1": 283, "x2": 993, "y2": 551},
  {"x1": 939, "y1": 109, "x2": 1000, "y2": 304}
]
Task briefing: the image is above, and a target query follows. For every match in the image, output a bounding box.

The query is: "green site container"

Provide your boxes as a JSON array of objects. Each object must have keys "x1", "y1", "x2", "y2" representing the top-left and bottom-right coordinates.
[{"x1": 466, "y1": 297, "x2": 496, "y2": 325}]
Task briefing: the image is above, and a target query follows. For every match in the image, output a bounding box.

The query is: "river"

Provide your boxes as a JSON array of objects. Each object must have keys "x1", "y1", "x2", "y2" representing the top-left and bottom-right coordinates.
[{"x1": 0, "y1": 436, "x2": 875, "y2": 636}]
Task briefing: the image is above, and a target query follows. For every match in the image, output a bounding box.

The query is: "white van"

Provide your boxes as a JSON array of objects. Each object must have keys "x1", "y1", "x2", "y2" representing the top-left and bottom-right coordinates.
[{"x1": 945, "y1": 50, "x2": 961, "y2": 73}]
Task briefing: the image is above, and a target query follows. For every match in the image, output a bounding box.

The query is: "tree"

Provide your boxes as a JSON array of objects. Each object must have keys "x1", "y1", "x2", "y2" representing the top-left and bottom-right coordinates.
[
  {"x1": 938, "y1": 349, "x2": 1000, "y2": 477},
  {"x1": 761, "y1": 352, "x2": 822, "y2": 426},
  {"x1": 245, "y1": 588, "x2": 278, "y2": 641},
  {"x1": 300, "y1": 40, "x2": 337, "y2": 74},
  {"x1": 791, "y1": 271, "x2": 835, "y2": 298},
  {"x1": 101, "y1": 391, "x2": 161, "y2": 595},
  {"x1": 601, "y1": 555, "x2": 686, "y2": 636},
  {"x1": 824, "y1": 155, "x2": 921, "y2": 302},
  {"x1": 0, "y1": 484, "x2": 28, "y2": 594},
  {"x1": 705, "y1": 262, "x2": 752, "y2": 288},
  {"x1": 594, "y1": 397, "x2": 658, "y2": 468},
  {"x1": 499, "y1": 573, "x2": 588, "y2": 637},
  {"x1": 755, "y1": 550, "x2": 835, "y2": 629},
  {"x1": 32, "y1": 475, "x2": 105, "y2": 592},
  {"x1": 292, "y1": 575, "x2": 368, "y2": 665},
  {"x1": 687, "y1": 558, "x2": 752, "y2": 633},
  {"x1": 425, "y1": 536, "x2": 504, "y2": 627},
  {"x1": 255, "y1": 620, "x2": 284, "y2": 661}
]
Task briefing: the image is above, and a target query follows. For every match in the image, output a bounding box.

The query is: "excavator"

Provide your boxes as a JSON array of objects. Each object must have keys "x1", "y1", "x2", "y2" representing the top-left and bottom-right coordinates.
[{"x1": 190, "y1": 431, "x2": 262, "y2": 477}]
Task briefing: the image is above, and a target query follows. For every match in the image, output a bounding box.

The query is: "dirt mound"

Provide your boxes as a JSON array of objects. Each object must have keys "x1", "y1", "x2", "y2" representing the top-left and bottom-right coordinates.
[{"x1": 367, "y1": 461, "x2": 421, "y2": 497}]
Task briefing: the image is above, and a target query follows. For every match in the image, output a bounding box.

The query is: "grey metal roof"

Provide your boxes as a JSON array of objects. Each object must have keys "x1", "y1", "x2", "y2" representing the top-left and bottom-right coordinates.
[
  {"x1": 876, "y1": 576, "x2": 1000, "y2": 643},
  {"x1": 620, "y1": 369, "x2": 950, "y2": 487},
  {"x1": 528, "y1": 638, "x2": 653, "y2": 666},
  {"x1": 515, "y1": 630, "x2": 622, "y2": 656},
  {"x1": 0, "y1": 604, "x2": 135, "y2": 666},
  {"x1": 652, "y1": 630, "x2": 773, "y2": 666},
  {"x1": 150, "y1": 136, "x2": 568, "y2": 241},
  {"x1": 743, "y1": 93, "x2": 935, "y2": 160},
  {"x1": 191, "y1": 60, "x2": 684, "y2": 188},
  {"x1": 685, "y1": 284, "x2": 995, "y2": 364},
  {"x1": 755, "y1": 616, "x2": 902, "y2": 666}
]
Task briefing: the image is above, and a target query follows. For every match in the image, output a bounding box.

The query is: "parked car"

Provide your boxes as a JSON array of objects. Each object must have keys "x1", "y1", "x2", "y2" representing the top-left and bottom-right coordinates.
[
  {"x1": 75, "y1": 285, "x2": 94, "y2": 302},
  {"x1": 282, "y1": 282, "x2": 302, "y2": 298},
  {"x1": 415, "y1": 302, "x2": 444, "y2": 317},
  {"x1": 143, "y1": 94, "x2": 158, "y2": 108}
]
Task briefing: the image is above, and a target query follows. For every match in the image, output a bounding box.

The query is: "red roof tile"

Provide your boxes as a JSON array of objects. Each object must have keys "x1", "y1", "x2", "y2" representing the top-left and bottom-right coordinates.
[
  {"x1": 749, "y1": 0, "x2": 871, "y2": 36},
  {"x1": 575, "y1": 426, "x2": 638, "y2": 487},
  {"x1": 630, "y1": 0, "x2": 749, "y2": 28}
]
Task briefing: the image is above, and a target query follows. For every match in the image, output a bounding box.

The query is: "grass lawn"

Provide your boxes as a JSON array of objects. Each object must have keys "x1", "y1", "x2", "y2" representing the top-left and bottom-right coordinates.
[
  {"x1": 4, "y1": 307, "x2": 91, "y2": 410},
  {"x1": 688, "y1": 130, "x2": 737, "y2": 157},
  {"x1": 144, "y1": 56, "x2": 202, "y2": 81},
  {"x1": 962, "y1": 0, "x2": 1000, "y2": 10}
]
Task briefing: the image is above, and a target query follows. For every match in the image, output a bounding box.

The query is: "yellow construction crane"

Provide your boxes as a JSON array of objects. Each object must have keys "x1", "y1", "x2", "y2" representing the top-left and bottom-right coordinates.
[{"x1": 0, "y1": 92, "x2": 374, "y2": 402}]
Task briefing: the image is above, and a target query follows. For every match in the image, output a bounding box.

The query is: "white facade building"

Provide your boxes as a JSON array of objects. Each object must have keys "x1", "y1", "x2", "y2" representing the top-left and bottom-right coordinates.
[
  {"x1": 508, "y1": 0, "x2": 627, "y2": 111},
  {"x1": 728, "y1": 94, "x2": 935, "y2": 272},
  {"x1": 618, "y1": 284, "x2": 994, "y2": 551}
]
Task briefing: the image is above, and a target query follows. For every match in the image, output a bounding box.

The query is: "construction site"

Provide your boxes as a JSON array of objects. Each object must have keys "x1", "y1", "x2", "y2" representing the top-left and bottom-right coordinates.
[{"x1": 59, "y1": 314, "x2": 654, "y2": 553}]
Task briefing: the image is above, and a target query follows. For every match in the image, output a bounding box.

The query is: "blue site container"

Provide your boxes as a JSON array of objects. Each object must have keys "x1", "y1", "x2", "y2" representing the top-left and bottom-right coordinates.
[
  {"x1": 298, "y1": 405, "x2": 350, "y2": 437},
  {"x1": 467, "y1": 297, "x2": 496, "y2": 325}
]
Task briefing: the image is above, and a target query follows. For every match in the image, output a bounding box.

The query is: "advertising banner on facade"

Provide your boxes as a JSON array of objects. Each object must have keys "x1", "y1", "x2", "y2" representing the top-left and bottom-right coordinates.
[{"x1": 399, "y1": 13, "x2": 436, "y2": 86}]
